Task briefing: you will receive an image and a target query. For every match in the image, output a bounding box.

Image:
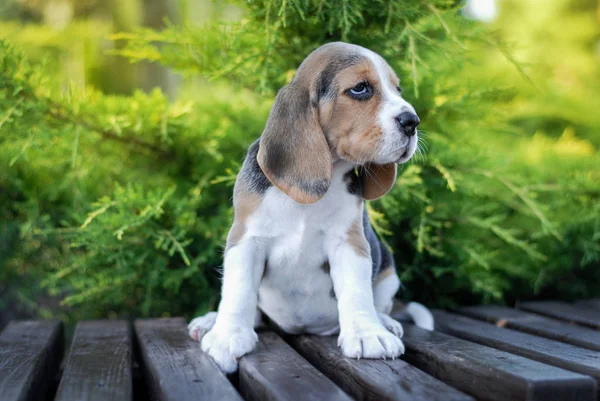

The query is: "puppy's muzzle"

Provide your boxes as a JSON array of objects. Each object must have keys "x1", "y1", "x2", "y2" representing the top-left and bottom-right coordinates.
[{"x1": 395, "y1": 112, "x2": 420, "y2": 137}]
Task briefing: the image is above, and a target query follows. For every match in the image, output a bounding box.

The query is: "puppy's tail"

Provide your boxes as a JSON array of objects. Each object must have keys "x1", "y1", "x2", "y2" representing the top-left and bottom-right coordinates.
[
  {"x1": 406, "y1": 302, "x2": 434, "y2": 330},
  {"x1": 393, "y1": 301, "x2": 434, "y2": 330}
]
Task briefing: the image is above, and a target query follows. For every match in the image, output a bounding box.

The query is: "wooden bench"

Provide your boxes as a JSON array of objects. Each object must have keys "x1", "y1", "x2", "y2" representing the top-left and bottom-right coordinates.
[{"x1": 1, "y1": 300, "x2": 599, "y2": 401}]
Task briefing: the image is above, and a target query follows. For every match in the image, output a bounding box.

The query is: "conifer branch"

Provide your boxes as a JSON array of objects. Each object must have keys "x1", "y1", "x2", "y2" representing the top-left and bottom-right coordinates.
[
  {"x1": 10, "y1": 87, "x2": 176, "y2": 158},
  {"x1": 46, "y1": 107, "x2": 175, "y2": 158}
]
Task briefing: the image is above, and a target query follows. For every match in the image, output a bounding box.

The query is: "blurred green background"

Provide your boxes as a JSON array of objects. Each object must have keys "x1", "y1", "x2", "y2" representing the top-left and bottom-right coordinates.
[{"x1": 0, "y1": 0, "x2": 599, "y2": 325}]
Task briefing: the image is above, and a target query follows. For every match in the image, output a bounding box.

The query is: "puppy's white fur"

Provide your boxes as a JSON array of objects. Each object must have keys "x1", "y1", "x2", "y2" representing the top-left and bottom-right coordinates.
[{"x1": 361, "y1": 48, "x2": 418, "y2": 164}]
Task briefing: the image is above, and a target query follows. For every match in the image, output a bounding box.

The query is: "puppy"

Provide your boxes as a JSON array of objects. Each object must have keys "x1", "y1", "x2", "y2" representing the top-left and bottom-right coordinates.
[{"x1": 188, "y1": 42, "x2": 433, "y2": 373}]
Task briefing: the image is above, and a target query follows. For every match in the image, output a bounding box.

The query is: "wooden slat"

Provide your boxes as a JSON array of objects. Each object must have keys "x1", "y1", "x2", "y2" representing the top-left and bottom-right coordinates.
[
  {"x1": 576, "y1": 299, "x2": 600, "y2": 312},
  {"x1": 520, "y1": 301, "x2": 600, "y2": 329},
  {"x1": 457, "y1": 305, "x2": 600, "y2": 351},
  {"x1": 400, "y1": 323, "x2": 596, "y2": 401},
  {"x1": 0, "y1": 320, "x2": 64, "y2": 401},
  {"x1": 288, "y1": 334, "x2": 474, "y2": 401},
  {"x1": 54, "y1": 320, "x2": 132, "y2": 401},
  {"x1": 433, "y1": 310, "x2": 600, "y2": 384},
  {"x1": 134, "y1": 318, "x2": 242, "y2": 401},
  {"x1": 239, "y1": 332, "x2": 353, "y2": 401}
]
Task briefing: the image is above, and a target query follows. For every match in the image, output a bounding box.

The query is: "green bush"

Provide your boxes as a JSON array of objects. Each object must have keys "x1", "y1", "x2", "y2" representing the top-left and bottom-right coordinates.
[{"x1": 1, "y1": 0, "x2": 598, "y2": 321}]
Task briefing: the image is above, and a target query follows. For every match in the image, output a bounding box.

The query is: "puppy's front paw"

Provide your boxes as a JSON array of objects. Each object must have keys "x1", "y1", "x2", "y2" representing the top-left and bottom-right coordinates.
[
  {"x1": 201, "y1": 325, "x2": 258, "y2": 373},
  {"x1": 188, "y1": 312, "x2": 218, "y2": 341},
  {"x1": 378, "y1": 313, "x2": 404, "y2": 338},
  {"x1": 338, "y1": 325, "x2": 405, "y2": 360}
]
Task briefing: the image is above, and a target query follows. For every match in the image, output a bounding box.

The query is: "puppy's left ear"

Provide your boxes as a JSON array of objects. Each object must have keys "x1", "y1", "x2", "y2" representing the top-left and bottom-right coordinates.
[
  {"x1": 359, "y1": 163, "x2": 397, "y2": 200},
  {"x1": 257, "y1": 83, "x2": 332, "y2": 204}
]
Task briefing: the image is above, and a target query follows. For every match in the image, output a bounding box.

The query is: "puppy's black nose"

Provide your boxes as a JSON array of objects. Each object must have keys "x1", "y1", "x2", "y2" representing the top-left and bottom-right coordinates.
[{"x1": 396, "y1": 112, "x2": 420, "y2": 137}]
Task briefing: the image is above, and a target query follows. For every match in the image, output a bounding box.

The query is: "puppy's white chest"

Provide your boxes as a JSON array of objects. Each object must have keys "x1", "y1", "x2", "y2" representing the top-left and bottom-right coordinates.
[
  {"x1": 251, "y1": 177, "x2": 357, "y2": 335},
  {"x1": 259, "y1": 230, "x2": 338, "y2": 334}
]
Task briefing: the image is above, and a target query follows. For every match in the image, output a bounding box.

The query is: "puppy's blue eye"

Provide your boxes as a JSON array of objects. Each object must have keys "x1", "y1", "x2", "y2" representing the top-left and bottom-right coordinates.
[
  {"x1": 347, "y1": 82, "x2": 372, "y2": 100},
  {"x1": 349, "y1": 82, "x2": 369, "y2": 95}
]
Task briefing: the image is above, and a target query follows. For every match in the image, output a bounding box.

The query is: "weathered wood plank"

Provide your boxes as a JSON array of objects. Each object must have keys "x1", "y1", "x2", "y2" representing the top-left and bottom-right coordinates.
[
  {"x1": 53, "y1": 320, "x2": 132, "y2": 401},
  {"x1": 239, "y1": 332, "x2": 353, "y2": 401},
  {"x1": 520, "y1": 301, "x2": 600, "y2": 329},
  {"x1": 288, "y1": 334, "x2": 474, "y2": 401},
  {"x1": 0, "y1": 320, "x2": 64, "y2": 401},
  {"x1": 576, "y1": 299, "x2": 600, "y2": 313},
  {"x1": 457, "y1": 305, "x2": 600, "y2": 351},
  {"x1": 400, "y1": 323, "x2": 596, "y2": 401},
  {"x1": 134, "y1": 318, "x2": 242, "y2": 401},
  {"x1": 433, "y1": 310, "x2": 600, "y2": 384}
]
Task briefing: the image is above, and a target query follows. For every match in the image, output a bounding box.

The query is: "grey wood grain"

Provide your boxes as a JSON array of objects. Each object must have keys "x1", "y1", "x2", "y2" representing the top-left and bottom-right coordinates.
[
  {"x1": 134, "y1": 318, "x2": 242, "y2": 401},
  {"x1": 520, "y1": 301, "x2": 600, "y2": 329},
  {"x1": 457, "y1": 305, "x2": 600, "y2": 351},
  {"x1": 576, "y1": 299, "x2": 600, "y2": 313},
  {"x1": 53, "y1": 320, "x2": 132, "y2": 401},
  {"x1": 239, "y1": 332, "x2": 353, "y2": 401},
  {"x1": 0, "y1": 320, "x2": 64, "y2": 401},
  {"x1": 400, "y1": 323, "x2": 596, "y2": 401},
  {"x1": 433, "y1": 310, "x2": 600, "y2": 384},
  {"x1": 288, "y1": 334, "x2": 474, "y2": 401}
]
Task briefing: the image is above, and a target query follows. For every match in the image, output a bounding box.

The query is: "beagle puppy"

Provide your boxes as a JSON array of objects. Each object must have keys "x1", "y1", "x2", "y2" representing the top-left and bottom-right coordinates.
[{"x1": 188, "y1": 42, "x2": 433, "y2": 373}]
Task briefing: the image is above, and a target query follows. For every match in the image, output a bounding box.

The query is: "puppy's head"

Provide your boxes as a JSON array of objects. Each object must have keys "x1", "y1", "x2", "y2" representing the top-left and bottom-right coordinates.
[{"x1": 258, "y1": 42, "x2": 420, "y2": 204}]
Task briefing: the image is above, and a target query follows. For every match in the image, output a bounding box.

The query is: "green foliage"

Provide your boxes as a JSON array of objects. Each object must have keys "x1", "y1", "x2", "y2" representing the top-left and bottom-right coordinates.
[
  {"x1": 109, "y1": 0, "x2": 465, "y2": 94},
  {"x1": 0, "y1": 38, "x2": 271, "y2": 319},
  {"x1": 1, "y1": 0, "x2": 599, "y2": 321}
]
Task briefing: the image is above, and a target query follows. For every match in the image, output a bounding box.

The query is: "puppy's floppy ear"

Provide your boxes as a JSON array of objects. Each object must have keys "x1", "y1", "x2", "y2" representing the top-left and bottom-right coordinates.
[
  {"x1": 257, "y1": 83, "x2": 332, "y2": 204},
  {"x1": 359, "y1": 163, "x2": 397, "y2": 200}
]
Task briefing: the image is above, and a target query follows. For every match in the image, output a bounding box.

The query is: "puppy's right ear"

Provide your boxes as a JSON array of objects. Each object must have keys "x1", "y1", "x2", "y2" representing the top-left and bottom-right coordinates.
[
  {"x1": 359, "y1": 163, "x2": 397, "y2": 200},
  {"x1": 257, "y1": 84, "x2": 332, "y2": 204}
]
